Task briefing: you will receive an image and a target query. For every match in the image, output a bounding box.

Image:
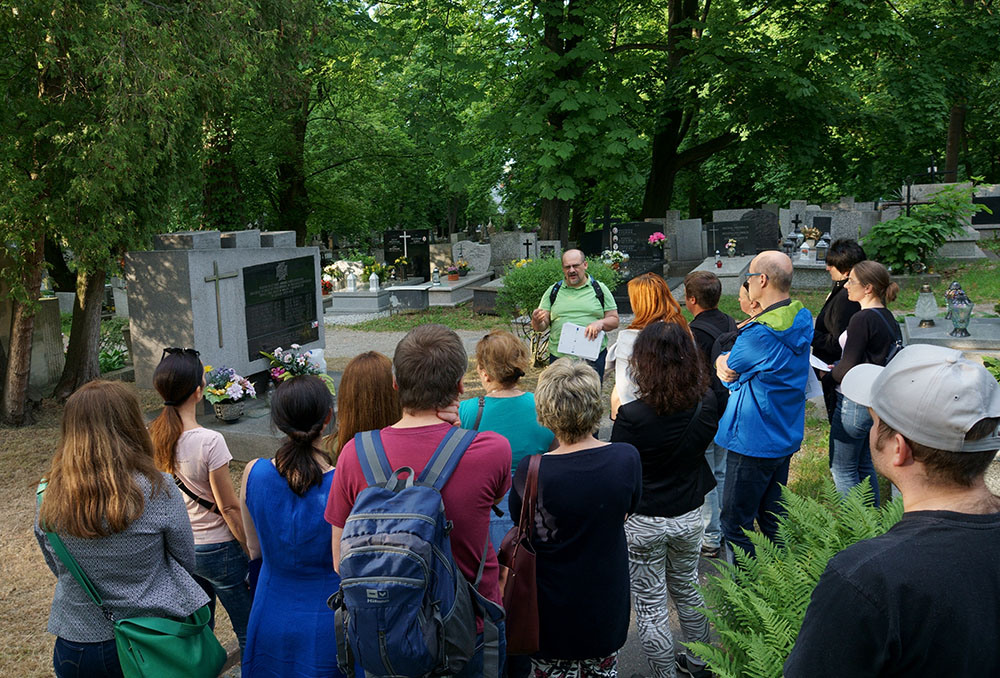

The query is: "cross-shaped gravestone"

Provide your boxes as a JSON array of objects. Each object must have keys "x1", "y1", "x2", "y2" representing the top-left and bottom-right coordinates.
[
  {"x1": 523, "y1": 238, "x2": 534, "y2": 259},
  {"x1": 790, "y1": 214, "x2": 803, "y2": 232},
  {"x1": 592, "y1": 204, "x2": 623, "y2": 231},
  {"x1": 400, "y1": 232, "x2": 412, "y2": 257},
  {"x1": 456, "y1": 242, "x2": 465, "y2": 259},
  {"x1": 204, "y1": 260, "x2": 238, "y2": 348}
]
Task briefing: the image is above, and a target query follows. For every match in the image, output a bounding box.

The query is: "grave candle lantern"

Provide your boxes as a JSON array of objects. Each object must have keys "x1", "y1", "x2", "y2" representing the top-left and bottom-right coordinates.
[
  {"x1": 914, "y1": 284, "x2": 937, "y2": 328},
  {"x1": 946, "y1": 286, "x2": 973, "y2": 338}
]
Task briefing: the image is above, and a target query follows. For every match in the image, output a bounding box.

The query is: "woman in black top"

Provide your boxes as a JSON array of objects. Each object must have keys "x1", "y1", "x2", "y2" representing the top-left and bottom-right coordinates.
[
  {"x1": 813, "y1": 240, "x2": 866, "y2": 422},
  {"x1": 610, "y1": 323, "x2": 718, "y2": 678},
  {"x1": 828, "y1": 260, "x2": 901, "y2": 504},
  {"x1": 509, "y1": 359, "x2": 641, "y2": 678}
]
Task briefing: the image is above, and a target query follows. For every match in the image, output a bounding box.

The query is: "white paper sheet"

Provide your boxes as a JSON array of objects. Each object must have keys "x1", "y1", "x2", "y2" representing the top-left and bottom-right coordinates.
[
  {"x1": 809, "y1": 353, "x2": 832, "y2": 372},
  {"x1": 556, "y1": 322, "x2": 605, "y2": 361}
]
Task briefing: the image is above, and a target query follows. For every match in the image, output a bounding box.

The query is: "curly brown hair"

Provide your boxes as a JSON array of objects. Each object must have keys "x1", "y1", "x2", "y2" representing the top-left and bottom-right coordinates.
[{"x1": 631, "y1": 322, "x2": 708, "y2": 415}]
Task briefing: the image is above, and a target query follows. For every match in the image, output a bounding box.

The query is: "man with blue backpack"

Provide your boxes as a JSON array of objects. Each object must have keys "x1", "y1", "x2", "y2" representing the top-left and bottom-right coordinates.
[{"x1": 325, "y1": 324, "x2": 512, "y2": 678}]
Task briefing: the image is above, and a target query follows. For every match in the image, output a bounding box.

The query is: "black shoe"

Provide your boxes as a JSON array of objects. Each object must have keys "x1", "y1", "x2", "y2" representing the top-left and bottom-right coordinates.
[{"x1": 675, "y1": 653, "x2": 713, "y2": 678}]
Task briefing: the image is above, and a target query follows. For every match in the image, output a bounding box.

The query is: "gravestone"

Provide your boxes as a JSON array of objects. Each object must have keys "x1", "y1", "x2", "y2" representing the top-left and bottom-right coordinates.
[
  {"x1": 127, "y1": 230, "x2": 324, "y2": 389},
  {"x1": 537, "y1": 240, "x2": 562, "y2": 258},
  {"x1": 611, "y1": 222, "x2": 665, "y2": 277},
  {"x1": 384, "y1": 229, "x2": 431, "y2": 281},
  {"x1": 429, "y1": 243, "x2": 452, "y2": 275},
  {"x1": 452, "y1": 240, "x2": 492, "y2": 272},
  {"x1": 973, "y1": 196, "x2": 1000, "y2": 226},
  {"x1": 711, "y1": 208, "x2": 753, "y2": 223},
  {"x1": 673, "y1": 218, "x2": 706, "y2": 263},
  {"x1": 578, "y1": 229, "x2": 608, "y2": 258},
  {"x1": 704, "y1": 209, "x2": 780, "y2": 256},
  {"x1": 490, "y1": 231, "x2": 536, "y2": 270}
]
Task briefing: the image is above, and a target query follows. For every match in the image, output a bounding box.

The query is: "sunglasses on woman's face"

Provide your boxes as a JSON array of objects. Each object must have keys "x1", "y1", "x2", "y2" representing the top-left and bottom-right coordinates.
[{"x1": 161, "y1": 347, "x2": 200, "y2": 360}]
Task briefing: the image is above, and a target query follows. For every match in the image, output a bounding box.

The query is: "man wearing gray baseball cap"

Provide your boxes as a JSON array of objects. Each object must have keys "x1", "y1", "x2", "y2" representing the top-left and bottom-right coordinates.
[{"x1": 784, "y1": 344, "x2": 1000, "y2": 677}]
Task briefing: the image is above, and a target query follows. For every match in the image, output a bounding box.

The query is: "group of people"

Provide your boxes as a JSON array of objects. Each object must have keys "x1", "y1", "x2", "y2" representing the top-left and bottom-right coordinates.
[{"x1": 34, "y1": 245, "x2": 1000, "y2": 678}]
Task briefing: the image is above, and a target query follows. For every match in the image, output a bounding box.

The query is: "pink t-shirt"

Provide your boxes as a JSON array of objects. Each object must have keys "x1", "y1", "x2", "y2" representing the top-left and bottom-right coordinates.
[
  {"x1": 175, "y1": 427, "x2": 234, "y2": 545},
  {"x1": 325, "y1": 423, "x2": 512, "y2": 606}
]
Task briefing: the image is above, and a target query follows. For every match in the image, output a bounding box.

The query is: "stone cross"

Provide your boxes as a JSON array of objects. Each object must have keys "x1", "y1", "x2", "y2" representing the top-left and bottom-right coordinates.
[
  {"x1": 707, "y1": 223, "x2": 720, "y2": 253},
  {"x1": 204, "y1": 260, "x2": 237, "y2": 348},
  {"x1": 400, "y1": 231, "x2": 412, "y2": 258},
  {"x1": 790, "y1": 214, "x2": 803, "y2": 231},
  {"x1": 523, "y1": 238, "x2": 534, "y2": 259}
]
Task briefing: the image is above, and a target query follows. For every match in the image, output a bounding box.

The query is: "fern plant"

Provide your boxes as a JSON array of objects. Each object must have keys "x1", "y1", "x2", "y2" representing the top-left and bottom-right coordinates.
[{"x1": 687, "y1": 480, "x2": 903, "y2": 678}]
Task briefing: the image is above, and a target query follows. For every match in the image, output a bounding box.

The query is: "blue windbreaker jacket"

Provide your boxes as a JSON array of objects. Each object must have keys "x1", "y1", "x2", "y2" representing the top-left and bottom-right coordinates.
[{"x1": 714, "y1": 301, "x2": 814, "y2": 458}]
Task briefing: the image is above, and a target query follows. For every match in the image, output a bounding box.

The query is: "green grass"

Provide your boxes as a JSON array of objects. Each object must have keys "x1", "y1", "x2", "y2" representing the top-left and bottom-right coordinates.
[
  {"x1": 350, "y1": 305, "x2": 511, "y2": 332},
  {"x1": 787, "y1": 401, "x2": 832, "y2": 498}
]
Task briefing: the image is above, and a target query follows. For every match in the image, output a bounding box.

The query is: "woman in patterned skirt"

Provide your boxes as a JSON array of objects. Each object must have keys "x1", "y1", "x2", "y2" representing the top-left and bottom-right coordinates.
[{"x1": 610, "y1": 322, "x2": 719, "y2": 678}]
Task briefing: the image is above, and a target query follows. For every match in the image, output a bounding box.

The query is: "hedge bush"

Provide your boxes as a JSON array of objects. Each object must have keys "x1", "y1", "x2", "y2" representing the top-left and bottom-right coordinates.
[{"x1": 495, "y1": 255, "x2": 621, "y2": 318}]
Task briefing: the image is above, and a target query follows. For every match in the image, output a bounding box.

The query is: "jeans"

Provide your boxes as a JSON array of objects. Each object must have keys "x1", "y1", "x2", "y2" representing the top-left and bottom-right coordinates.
[
  {"x1": 549, "y1": 348, "x2": 608, "y2": 382},
  {"x1": 721, "y1": 452, "x2": 791, "y2": 559},
  {"x1": 829, "y1": 392, "x2": 880, "y2": 505},
  {"x1": 700, "y1": 442, "x2": 728, "y2": 548},
  {"x1": 193, "y1": 539, "x2": 251, "y2": 652},
  {"x1": 490, "y1": 488, "x2": 515, "y2": 551},
  {"x1": 53, "y1": 637, "x2": 123, "y2": 678},
  {"x1": 626, "y1": 511, "x2": 710, "y2": 678}
]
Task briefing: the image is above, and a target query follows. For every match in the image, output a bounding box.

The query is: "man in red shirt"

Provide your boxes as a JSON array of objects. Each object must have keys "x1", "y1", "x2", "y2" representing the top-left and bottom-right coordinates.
[{"x1": 326, "y1": 324, "x2": 512, "y2": 674}]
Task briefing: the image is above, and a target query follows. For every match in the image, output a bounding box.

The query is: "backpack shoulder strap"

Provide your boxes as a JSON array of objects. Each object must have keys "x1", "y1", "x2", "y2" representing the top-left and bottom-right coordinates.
[
  {"x1": 417, "y1": 427, "x2": 478, "y2": 490},
  {"x1": 354, "y1": 430, "x2": 393, "y2": 487},
  {"x1": 472, "y1": 396, "x2": 486, "y2": 430},
  {"x1": 548, "y1": 280, "x2": 563, "y2": 305},
  {"x1": 590, "y1": 276, "x2": 605, "y2": 306},
  {"x1": 173, "y1": 475, "x2": 221, "y2": 515}
]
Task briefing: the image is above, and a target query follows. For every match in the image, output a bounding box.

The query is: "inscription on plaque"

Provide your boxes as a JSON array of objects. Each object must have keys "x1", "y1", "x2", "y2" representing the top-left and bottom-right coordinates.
[
  {"x1": 243, "y1": 256, "x2": 319, "y2": 360},
  {"x1": 384, "y1": 229, "x2": 431, "y2": 281},
  {"x1": 613, "y1": 222, "x2": 664, "y2": 278}
]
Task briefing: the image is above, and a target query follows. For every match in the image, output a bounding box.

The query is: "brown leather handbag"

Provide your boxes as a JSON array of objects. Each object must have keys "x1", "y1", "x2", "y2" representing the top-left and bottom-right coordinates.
[{"x1": 497, "y1": 453, "x2": 541, "y2": 655}]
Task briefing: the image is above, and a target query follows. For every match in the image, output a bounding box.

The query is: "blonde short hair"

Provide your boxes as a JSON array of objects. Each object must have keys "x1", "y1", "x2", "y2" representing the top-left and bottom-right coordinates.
[
  {"x1": 476, "y1": 331, "x2": 529, "y2": 388},
  {"x1": 535, "y1": 358, "x2": 602, "y2": 443}
]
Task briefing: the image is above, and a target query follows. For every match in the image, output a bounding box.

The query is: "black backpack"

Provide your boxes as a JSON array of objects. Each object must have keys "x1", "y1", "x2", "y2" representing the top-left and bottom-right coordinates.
[{"x1": 549, "y1": 276, "x2": 605, "y2": 307}]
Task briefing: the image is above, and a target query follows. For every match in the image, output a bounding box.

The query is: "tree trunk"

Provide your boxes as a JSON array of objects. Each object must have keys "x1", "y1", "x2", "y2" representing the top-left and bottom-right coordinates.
[
  {"x1": 2, "y1": 236, "x2": 45, "y2": 426},
  {"x1": 568, "y1": 201, "x2": 588, "y2": 245},
  {"x1": 44, "y1": 238, "x2": 76, "y2": 294},
  {"x1": 944, "y1": 103, "x2": 966, "y2": 183},
  {"x1": 53, "y1": 268, "x2": 106, "y2": 401},
  {"x1": 202, "y1": 114, "x2": 244, "y2": 230},
  {"x1": 276, "y1": 91, "x2": 312, "y2": 246},
  {"x1": 540, "y1": 198, "x2": 569, "y2": 242}
]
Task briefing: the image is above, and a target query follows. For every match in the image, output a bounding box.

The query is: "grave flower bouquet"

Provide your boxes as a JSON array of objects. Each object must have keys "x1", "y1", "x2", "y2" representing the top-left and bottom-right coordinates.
[
  {"x1": 601, "y1": 249, "x2": 629, "y2": 271},
  {"x1": 203, "y1": 366, "x2": 257, "y2": 404},
  {"x1": 457, "y1": 259, "x2": 470, "y2": 272},
  {"x1": 261, "y1": 344, "x2": 337, "y2": 395},
  {"x1": 648, "y1": 232, "x2": 666, "y2": 248},
  {"x1": 802, "y1": 226, "x2": 822, "y2": 242},
  {"x1": 726, "y1": 238, "x2": 737, "y2": 251},
  {"x1": 321, "y1": 275, "x2": 333, "y2": 295},
  {"x1": 446, "y1": 264, "x2": 460, "y2": 275}
]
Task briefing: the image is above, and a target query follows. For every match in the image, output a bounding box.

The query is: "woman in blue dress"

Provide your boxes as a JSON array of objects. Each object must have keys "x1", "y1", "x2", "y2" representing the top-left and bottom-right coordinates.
[{"x1": 240, "y1": 375, "x2": 344, "y2": 677}]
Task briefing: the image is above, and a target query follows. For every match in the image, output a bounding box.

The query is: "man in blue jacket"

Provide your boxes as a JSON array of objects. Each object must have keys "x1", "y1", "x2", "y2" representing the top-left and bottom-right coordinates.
[{"x1": 715, "y1": 250, "x2": 813, "y2": 558}]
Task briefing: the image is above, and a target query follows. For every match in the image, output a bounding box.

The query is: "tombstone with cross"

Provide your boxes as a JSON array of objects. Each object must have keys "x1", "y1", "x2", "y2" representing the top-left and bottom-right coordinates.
[
  {"x1": 126, "y1": 229, "x2": 325, "y2": 390},
  {"x1": 384, "y1": 229, "x2": 431, "y2": 282}
]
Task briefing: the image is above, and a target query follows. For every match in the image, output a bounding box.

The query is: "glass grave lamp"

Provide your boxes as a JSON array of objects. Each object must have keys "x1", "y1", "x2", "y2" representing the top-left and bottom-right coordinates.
[
  {"x1": 946, "y1": 285, "x2": 973, "y2": 338},
  {"x1": 914, "y1": 284, "x2": 937, "y2": 328},
  {"x1": 815, "y1": 239, "x2": 829, "y2": 262}
]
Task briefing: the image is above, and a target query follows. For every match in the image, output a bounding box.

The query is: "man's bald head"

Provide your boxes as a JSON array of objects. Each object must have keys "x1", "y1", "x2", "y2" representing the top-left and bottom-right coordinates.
[
  {"x1": 561, "y1": 249, "x2": 588, "y2": 287},
  {"x1": 752, "y1": 250, "x2": 794, "y2": 294}
]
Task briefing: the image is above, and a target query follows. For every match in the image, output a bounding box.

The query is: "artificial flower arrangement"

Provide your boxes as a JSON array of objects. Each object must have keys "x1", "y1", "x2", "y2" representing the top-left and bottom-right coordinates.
[
  {"x1": 321, "y1": 275, "x2": 333, "y2": 295},
  {"x1": 801, "y1": 226, "x2": 822, "y2": 242},
  {"x1": 203, "y1": 366, "x2": 257, "y2": 404},
  {"x1": 457, "y1": 259, "x2": 470, "y2": 272},
  {"x1": 600, "y1": 249, "x2": 629, "y2": 271},
  {"x1": 648, "y1": 232, "x2": 666, "y2": 248},
  {"x1": 445, "y1": 264, "x2": 460, "y2": 275},
  {"x1": 260, "y1": 344, "x2": 337, "y2": 395},
  {"x1": 726, "y1": 238, "x2": 737, "y2": 251}
]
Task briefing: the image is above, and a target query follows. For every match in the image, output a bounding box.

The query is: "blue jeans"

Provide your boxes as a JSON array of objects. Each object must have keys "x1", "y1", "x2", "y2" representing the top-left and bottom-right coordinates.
[
  {"x1": 829, "y1": 392, "x2": 880, "y2": 504},
  {"x1": 490, "y1": 488, "x2": 516, "y2": 551},
  {"x1": 721, "y1": 452, "x2": 791, "y2": 558},
  {"x1": 53, "y1": 637, "x2": 123, "y2": 678},
  {"x1": 549, "y1": 348, "x2": 608, "y2": 382},
  {"x1": 194, "y1": 539, "x2": 251, "y2": 652},
  {"x1": 701, "y1": 442, "x2": 728, "y2": 548}
]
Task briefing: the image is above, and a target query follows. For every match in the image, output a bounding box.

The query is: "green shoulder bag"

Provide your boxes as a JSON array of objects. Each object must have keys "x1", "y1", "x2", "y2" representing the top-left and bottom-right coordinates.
[{"x1": 37, "y1": 482, "x2": 227, "y2": 678}]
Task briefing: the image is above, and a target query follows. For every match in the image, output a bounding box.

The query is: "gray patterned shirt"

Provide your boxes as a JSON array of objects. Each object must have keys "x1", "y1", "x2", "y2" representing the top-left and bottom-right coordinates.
[{"x1": 35, "y1": 472, "x2": 210, "y2": 642}]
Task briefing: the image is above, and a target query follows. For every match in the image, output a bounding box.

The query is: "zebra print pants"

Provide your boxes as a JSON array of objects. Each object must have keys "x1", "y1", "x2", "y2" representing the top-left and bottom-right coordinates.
[{"x1": 625, "y1": 509, "x2": 710, "y2": 678}]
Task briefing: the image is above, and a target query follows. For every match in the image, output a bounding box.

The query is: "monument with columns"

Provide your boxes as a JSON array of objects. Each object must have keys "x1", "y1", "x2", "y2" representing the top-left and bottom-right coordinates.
[{"x1": 126, "y1": 229, "x2": 325, "y2": 389}]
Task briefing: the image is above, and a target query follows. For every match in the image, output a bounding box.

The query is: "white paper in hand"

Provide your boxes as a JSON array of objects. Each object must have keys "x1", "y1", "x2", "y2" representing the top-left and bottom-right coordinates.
[
  {"x1": 809, "y1": 353, "x2": 832, "y2": 372},
  {"x1": 556, "y1": 323, "x2": 604, "y2": 361}
]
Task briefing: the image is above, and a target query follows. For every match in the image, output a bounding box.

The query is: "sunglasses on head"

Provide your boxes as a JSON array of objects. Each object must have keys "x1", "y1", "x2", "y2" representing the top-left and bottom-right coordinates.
[{"x1": 161, "y1": 347, "x2": 200, "y2": 360}]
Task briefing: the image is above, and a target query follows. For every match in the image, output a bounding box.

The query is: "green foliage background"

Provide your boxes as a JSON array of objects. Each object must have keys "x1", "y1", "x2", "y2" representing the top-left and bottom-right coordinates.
[{"x1": 495, "y1": 256, "x2": 622, "y2": 317}]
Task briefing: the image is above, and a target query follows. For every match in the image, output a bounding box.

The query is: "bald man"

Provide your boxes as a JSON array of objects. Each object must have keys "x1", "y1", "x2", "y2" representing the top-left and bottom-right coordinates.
[
  {"x1": 714, "y1": 251, "x2": 813, "y2": 558},
  {"x1": 532, "y1": 249, "x2": 619, "y2": 381}
]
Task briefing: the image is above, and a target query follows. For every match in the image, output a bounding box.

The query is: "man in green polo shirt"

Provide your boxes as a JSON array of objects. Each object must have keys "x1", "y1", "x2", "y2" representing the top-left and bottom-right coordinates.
[{"x1": 531, "y1": 249, "x2": 619, "y2": 381}]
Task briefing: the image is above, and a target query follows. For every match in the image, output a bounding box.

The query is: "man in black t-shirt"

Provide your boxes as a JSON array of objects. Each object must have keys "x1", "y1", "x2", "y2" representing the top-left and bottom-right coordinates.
[
  {"x1": 683, "y1": 271, "x2": 737, "y2": 557},
  {"x1": 785, "y1": 344, "x2": 1000, "y2": 677}
]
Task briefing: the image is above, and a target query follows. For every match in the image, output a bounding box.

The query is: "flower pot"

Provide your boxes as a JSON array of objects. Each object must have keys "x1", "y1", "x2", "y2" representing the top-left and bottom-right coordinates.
[
  {"x1": 459, "y1": 269, "x2": 469, "y2": 277},
  {"x1": 447, "y1": 273, "x2": 460, "y2": 281},
  {"x1": 213, "y1": 401, "x2": 245, "y2": 422},
  {"x1": 727, "y1": 247, "x2": 736, "y2": 258}
]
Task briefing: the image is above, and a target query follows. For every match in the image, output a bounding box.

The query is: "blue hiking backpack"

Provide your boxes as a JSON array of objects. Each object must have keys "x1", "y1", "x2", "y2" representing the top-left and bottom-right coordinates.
[{"x1": 328, "y1": 427, "x2": 505, "y2": 678}]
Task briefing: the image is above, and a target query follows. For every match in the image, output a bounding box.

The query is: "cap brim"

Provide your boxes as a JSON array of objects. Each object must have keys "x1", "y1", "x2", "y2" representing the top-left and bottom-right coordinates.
[{"x1": 841, "y1": 363, "x2": 885, "y2": 409}]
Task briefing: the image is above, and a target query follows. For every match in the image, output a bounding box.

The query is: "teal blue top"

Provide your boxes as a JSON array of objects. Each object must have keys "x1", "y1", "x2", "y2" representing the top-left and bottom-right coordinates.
[{"x1": 458, "y1": 392, "x2": 555, "y2": 473}]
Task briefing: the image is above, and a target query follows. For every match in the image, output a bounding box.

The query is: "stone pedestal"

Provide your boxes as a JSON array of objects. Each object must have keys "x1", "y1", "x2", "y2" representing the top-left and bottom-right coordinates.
[
  {"x1": 902, "y1": 317, "x2": 1000, "y2": 351},
  {"x1": 791, "y1": 259, "x2": 831, "y2": 290},
  {"x1": 428, "y1": 271, "x2": 492, "y2": 307},
  {"x1": 328, "y1": 288, "x2": 393, "y2": 315},
  {"x1": 672, "y1": 255, "x2": 753, "y2": 300}
]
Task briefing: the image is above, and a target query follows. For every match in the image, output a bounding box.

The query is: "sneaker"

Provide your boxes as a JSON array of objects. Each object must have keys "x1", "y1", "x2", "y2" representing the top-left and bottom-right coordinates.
[
  {"x1": 675, "y1": 653, "x2": 713, "y2": 678},
  {"x1": 700, "y1": 543, "x2": 721, "y2": 558}
]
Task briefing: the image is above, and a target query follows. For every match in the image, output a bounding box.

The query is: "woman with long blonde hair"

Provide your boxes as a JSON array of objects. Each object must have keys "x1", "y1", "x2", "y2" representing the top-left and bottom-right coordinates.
[
  {"x1": 606, "y1": 273, "x2": 690, "y2": 418},
  {"x1": 36, "y1": 381, "x2": 208, "y2": 678},
  {"x1": 149, "y1": 347, "x2": 251, "y2": 652}
]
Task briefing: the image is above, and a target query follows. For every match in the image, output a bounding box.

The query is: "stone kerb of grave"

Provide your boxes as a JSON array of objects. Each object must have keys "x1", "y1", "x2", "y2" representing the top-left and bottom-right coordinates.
[
  {"x1": 671, "y1": 254, "x2": 753, "y2": 301},
  {"x1": 127, "y1": 230, "x2": 324, "y2": 389}
]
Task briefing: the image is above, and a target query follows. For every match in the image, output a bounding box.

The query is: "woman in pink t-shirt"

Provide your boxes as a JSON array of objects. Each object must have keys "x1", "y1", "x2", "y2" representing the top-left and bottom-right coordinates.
[{"x1": 149, "y1": 348, "x2": 252, "y2": 652}]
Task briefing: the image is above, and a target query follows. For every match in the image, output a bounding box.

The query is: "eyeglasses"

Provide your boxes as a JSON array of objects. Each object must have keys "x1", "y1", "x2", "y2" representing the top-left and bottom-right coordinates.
[
  {"x1": 161, "y1": 347, "x2": 200, "y2": 360},
  {"x1": 845, "y1": 278, "x2": 860, "y2": 287},
  {"x1": 743, "y1": 271, "x2": 768, "y2": 279}
]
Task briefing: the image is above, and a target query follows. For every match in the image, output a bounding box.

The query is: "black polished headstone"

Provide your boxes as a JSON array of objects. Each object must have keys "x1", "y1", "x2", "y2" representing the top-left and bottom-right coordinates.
[
  {"x1": 579, "y1": 229, "x2": 608, "y2": 258},
  {"x1": 611, "y1": 222, "x2": 665, "y2": 278},
  {"x1": 243, "y1": 256, "x2": 319, "y2": 361},
  {"x1": 973, "y1": 197, "x2": 1000, "y2": 225},
  {"x1": 384, "y1": 229, "x2": 431, "y2": 281},
  {"x1": 704, "y1": 209, "x2": 780, "y2": 255}
]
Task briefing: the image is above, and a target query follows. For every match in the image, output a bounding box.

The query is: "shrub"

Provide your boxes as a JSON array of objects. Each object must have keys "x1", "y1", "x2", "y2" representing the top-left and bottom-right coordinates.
[
  {"x1": 495, "y1": 255, "x2": 621, "y2": 318},
  {"x1": 864, "y1": 183, "x2": 990, "y2": 273},
  {"x1": 688, "y1": 480, "x2": 903, "y2": 678},
  {"x1": 99, "y1": 346, "x2": 128, "y2": 373}
]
